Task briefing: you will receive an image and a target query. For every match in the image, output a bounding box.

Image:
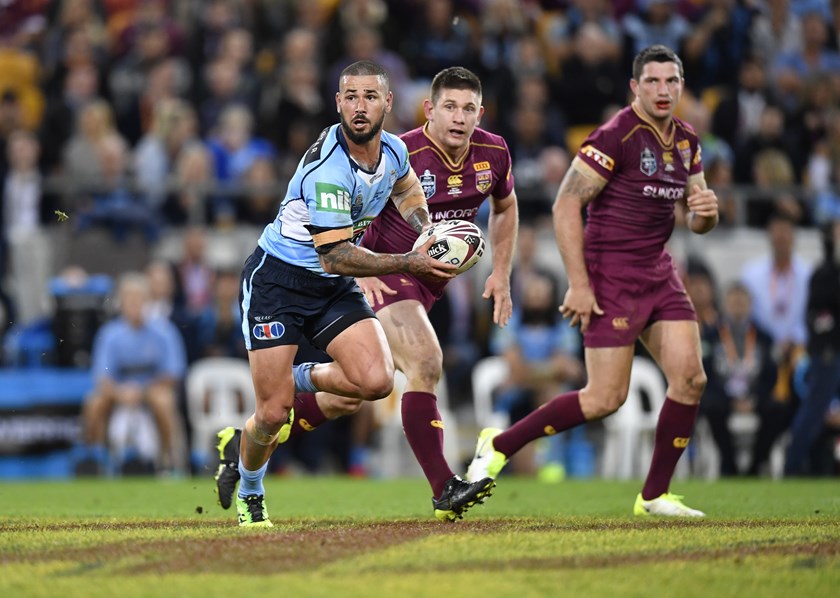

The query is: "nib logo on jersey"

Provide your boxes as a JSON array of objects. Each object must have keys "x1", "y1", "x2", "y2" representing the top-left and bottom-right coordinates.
[{"x1": 253, "y1": 322, "x2": 285, "y2": 340}]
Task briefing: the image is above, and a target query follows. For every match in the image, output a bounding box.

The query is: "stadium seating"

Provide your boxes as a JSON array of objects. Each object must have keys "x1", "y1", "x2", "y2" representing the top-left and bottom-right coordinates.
[
  {"x1": 185, "y1": 357, "x2": 255, "y2": 471},
  {"x1": 470, "y1": 355, "x2": 511, "y2": 431},
  {"x1": 600, "y1": 357, "x2": 688, "y2": 480}
]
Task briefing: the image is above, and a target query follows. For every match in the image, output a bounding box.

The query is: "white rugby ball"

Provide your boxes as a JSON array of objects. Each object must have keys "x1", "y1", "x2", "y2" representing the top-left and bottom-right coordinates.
[{"x1": 412, "y1": 219, "x2": 486, "y2": 274}]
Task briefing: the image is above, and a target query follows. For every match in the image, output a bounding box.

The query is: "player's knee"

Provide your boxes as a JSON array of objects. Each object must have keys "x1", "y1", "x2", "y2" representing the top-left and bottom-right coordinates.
[
  {"x1": 685, "y1": 370, "x2": 707, "y2": 402},
  {"x1": 404, "y1": 353, "x2": 442, "y2": 388},
  {"x1": 256, "y1": 401, "x2": 293, "y2": 432},
  {"x1": 581, "y1": 387, "x2": 626, "y2": 419},
  {"x1": 358, "y1": 374, "x2": 394, "y2": 401}
]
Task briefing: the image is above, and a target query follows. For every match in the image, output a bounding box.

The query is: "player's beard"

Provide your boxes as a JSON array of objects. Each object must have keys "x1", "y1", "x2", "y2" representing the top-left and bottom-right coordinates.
[{"x1": 340, "y1": 111, "x2": 385, "y2": 145}]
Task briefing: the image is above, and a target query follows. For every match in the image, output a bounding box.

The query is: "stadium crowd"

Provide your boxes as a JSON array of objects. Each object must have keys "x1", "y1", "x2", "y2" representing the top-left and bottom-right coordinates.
[{"x1": 0, "y1": 0, "x2": 839, "y2": 478}]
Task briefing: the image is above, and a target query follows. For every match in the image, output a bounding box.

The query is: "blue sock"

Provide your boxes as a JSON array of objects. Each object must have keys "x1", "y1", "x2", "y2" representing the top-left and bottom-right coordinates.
[
  {"x1": 238, "y1": 459, "x2": 269, "y2": 498},
  {"x1": 292, "y1": 362, "x2": 319, "y2": 393}
]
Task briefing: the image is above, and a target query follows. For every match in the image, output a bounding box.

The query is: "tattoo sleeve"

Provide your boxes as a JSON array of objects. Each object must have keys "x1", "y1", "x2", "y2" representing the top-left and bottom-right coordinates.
[{"x1": 319, "y1": 241, "x2": 410, "y2": 277}]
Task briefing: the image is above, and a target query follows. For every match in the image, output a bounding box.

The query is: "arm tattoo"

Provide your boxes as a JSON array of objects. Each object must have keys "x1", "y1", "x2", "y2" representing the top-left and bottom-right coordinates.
[
  {"x1": 559, "y1": 169, "x2": 604, "y2": 206},
  {"x1": 319, "y1": 241, "x2": 406, "y2": 277},
  {"x1": 406, "y1": 209, "x2": 429, "y2": 234}
]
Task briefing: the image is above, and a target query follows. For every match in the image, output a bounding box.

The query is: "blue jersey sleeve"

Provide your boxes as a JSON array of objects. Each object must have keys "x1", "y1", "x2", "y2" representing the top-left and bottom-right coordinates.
[{"x1": 302, "y1": 161, "x2": 355, "y2": 231}]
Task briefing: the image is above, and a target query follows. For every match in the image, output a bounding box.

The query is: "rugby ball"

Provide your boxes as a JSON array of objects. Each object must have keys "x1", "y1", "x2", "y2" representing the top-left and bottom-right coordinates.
[{"x1": 412, "y1": 220, "x2": 486, "y2": 274}]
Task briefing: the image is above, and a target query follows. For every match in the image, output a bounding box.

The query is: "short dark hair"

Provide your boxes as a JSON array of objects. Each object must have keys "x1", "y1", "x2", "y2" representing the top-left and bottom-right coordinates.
[
  {"x1": 632, "y1": 45, "x2": 683, "y2": 80},
  {"x1": 339, "y1": 60, "x2": 390, "y2": 91},
  {"x1": 430, "y1": 66, "x2": 482, "y2": 104}
]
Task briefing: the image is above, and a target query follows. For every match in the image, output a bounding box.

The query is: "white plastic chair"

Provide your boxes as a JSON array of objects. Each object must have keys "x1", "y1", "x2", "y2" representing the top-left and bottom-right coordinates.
[
  {"x1": 185, "y1": 357, "x2": 256, "y2": 469},
  {"x1": 601, "y1": 356, "x2": 670, "y2": 480},
  {"x1": 373, "y1": 370, "x2": 457, "y2": 479},
  {"x1": 471, "y1": 356, "x2": 511, "y2": 430}
]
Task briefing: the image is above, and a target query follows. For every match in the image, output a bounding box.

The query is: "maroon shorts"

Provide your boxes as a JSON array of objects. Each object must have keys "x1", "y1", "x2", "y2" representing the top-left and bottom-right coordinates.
[
  {"x1": 583, "y1": 254, "x2": 696, "y2": 348},
  {"x1": 368, "y1": 272, "x2": 446, "y2": 313}
]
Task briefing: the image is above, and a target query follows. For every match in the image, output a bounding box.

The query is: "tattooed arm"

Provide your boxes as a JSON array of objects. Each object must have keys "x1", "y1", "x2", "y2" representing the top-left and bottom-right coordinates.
[
  {"x1": 390, "y1": 167, "x2": 432, "y2": 233},
  {"x1": 552, "y1": 157, "x2": 608, "y2": 331},
  {"x1": 553, "y1": 157, "x2": 607, "y2": 289}
]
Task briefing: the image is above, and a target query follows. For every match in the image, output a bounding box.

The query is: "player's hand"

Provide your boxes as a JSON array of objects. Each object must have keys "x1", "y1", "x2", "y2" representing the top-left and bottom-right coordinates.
[
  {"x1": 686, "y1": 184, "x2": 718, "y2": 218},
  {"x1": 482, "y1": 272, "x2": 513, "y2": 327},
  {"x1": 357, "y1": 276, "x2": 396, "y2": 307},
  {"x1": 559, "y1": 285, "x2": 604, "y2": 332},
  {"x1": 407, "y1": 235, "x2": 459, "y2": 281}
]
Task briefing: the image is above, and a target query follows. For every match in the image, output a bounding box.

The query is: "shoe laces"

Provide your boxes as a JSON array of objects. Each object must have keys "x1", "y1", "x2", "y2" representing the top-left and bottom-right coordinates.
[{"x1": 244, "y1": 495, "x2": 267, "y2": 521}]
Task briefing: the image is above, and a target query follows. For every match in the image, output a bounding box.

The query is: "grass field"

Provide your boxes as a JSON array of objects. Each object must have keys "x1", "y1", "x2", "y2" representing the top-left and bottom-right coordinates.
[{"x1": 1, "y1": 476, "x2": 839, "y2": 597}]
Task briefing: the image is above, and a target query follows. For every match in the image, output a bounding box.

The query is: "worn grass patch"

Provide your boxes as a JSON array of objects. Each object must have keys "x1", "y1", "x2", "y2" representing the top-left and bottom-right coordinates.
[{"x1": 0, "y1": 478, "x2": 838, "y2": 597}]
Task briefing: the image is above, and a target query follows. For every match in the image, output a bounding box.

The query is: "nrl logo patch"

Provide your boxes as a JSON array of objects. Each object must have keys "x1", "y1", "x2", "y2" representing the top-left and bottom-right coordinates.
[
  {"x1": 640, "y1": 147, "x2": 657, "y2": 177},
  {"x1": 475, "y1": 169, "x2": 492, "y2": 194},
  {"x1": 420, "y1": 169, "x2": 436, "y2": 199}
]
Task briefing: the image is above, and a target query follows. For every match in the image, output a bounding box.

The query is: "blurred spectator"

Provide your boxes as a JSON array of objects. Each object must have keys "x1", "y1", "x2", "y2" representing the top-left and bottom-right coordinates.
[
  {"x1": 264, "y1": 62, "x2": 329, "y2": 165},
  {"x1": 39, "y1": 63, "x2": 101, "y2": 174},
  {"x1": 488, "y1": 268, "x2": 586, "y2": 478},
  {"x1": 401, "y1": 0, "x2": 476, "y2": 81},
  {"x1": 0, "y1": 0, "x2": 48, "y2": 49},
  {"x1": 733, "y1": 103, "x2": 801, "y2": 187},
  {"x1": 173, "y1": 226, "x2": 214, "y2": 316},
  {"x1": 238, "y1": 157, "x2": 281, "y2": 225},
  {"x1": 699, "y1": 281, "x2": 779, "y2": 476},
  {"x1": 0, "y1": 129, "x2": 55, "y2": 323},
  {"x1": 750, "y1": 0, "x2": 803, "y2": 69},
  {"x1": 554, "y1": 22, "x2": 625, "y2": 127},
  {"x1": 682, "y1": 0, "x2": 755, "y2": 94},
  {"x1": 215, "y1": 27, "x2": 260, "y2": 111},
  {"x1": 326, "y1": 26, "x2": 413, "y2": 131},
  {"x1": 741, "y1": 211, "x2": 813, "y2": 352},
  {"x1": 108, "y1": 20, "x2": 188, "y2": 141},
  {"x1": 117, "y1": 56, "x2": 191, "y2": 145},
  {"x1": 0, "y1": 90, "x2": 26, "y2": 175},
  {"x1": 78, "y1": 271, "x2": 187, "y2": 475},
  {"x1": 193, "y1": 266, "x2": 247, "y2": 360},
  {"x1": 741, "y1": 211, "x2": 812, "y2": 455},
  {"x1": 145, "y1": 258, "x2": 195, "y2": 359},
  {"x1": 772, "y1": 8, "x2": 840, "y2": 112},
  {"x1": 42, "y1": 0, "x2": 108, "y2": 95},
  {"x1": 162, "y1": 143, "x2": 214, "y2": 226},
  {"x1": 76, "y1": 134, "x2": 159, "y2": 241},
  {"x1": 786, "y1": 219, "x2": 840, "y2": 475},
  {"x1": 133, "y1": 98, "x2": 199, "y2": 213},
  {"x1": 748, "y1": 148, "x2": 806, "y2": 227},
  {"x1": 61, "y1": 99, "x2": 127, "y2": 190},
  {"x1": 198, "y1": 58, "x2": 245, "y2": 136},
  {"x1": 711, "y1": 55, "x2": 773, "y2": 153},
  {"x1": 206, "y1": 103, "x2": 276, "y2": 225},
  {"x1": 621, "y1": 0, "x2": 692, "y2": 66}
]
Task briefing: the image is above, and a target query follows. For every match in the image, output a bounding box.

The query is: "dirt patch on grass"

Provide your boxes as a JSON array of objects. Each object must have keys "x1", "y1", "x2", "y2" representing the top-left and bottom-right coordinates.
[{"x1": 5, "y1": 519, "x2": 839, "y2": 576}]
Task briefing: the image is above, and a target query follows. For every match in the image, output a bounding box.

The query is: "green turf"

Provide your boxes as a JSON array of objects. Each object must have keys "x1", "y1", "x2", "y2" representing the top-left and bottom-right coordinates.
[{"x1": 1, "y1": 477, "x2": 838, "y2": 597}]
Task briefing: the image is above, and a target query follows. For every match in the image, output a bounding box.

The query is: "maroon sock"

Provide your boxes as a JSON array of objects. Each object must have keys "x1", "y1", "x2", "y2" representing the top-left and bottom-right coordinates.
[
  {"x1": 401, "y1": 391, "x2": 454, "y2": 497},
  {"x1": 493, "y1": 391, "x2": 585, "y2": 457},
  {"x1": 641, "y1": 398, "x2": 699, "y2": 500},
  {"x1": 288, "y1": 392, "x2": 328, "y2": 440}
]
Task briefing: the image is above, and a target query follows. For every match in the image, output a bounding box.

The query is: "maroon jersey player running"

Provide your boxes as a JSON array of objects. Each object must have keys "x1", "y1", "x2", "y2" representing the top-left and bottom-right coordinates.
[
  {"x1": 467, "y1": 45, "x2": 719, "y2": 517},
  {"x1": 291, "y1": 67, "x2": 519, "y2": 521}
]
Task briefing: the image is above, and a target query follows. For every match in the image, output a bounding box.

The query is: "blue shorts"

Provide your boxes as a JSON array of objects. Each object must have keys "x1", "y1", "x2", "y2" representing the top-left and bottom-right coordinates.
[{"x1": 240, "y1": 247, "x2": 375, "y2": 351}]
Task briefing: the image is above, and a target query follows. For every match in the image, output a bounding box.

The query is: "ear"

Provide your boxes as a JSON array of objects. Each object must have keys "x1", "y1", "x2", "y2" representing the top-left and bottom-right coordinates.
[
  {"x1": 629, "y1": 78, "x2": 638, "y2": 97},
  {"x1": 477, "y1": 105, "x2": 485, "y2": 125},
  {"x1": 422, "y1": 98, "x2": 433, "y2": 120},
  {"x1": 335, "y1": 92, "x2": 341, "y2": 113},
  {"x1": 385, "y1": 90, "x2": 393, "y2": 113}
]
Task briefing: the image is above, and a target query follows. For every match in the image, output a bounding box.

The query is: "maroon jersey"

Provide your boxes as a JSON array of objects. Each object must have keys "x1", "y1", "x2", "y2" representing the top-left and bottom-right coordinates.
[
  {"x1": 576, "y1": 104, "x2": 703, "y2": 265},
  {"x1": 360, "y1": 124, "x2": 514, "y2": 255}
]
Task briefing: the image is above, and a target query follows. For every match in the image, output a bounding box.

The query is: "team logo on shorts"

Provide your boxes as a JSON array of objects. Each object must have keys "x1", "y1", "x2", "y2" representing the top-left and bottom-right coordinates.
[
  {"x1": 640, "y1": 147, "x2": 657, "y2": 176},
  {"x1": 420, "y1": 169, "x2": 436, "y2": 199},
  {"x1": 253, "y1": 322, "x2": 285, "y2": 340}
]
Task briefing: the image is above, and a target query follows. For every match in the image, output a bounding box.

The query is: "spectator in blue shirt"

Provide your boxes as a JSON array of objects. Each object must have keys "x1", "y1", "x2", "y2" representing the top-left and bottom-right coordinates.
[{"x1": 79, "y1": 271, "x2": 187, "y2": 474}]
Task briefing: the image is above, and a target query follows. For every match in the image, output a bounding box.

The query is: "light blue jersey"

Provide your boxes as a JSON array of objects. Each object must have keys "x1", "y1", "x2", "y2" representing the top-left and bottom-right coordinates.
[{"x1": 258, "y1": 124, "x2": 410, "y2": 276}]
